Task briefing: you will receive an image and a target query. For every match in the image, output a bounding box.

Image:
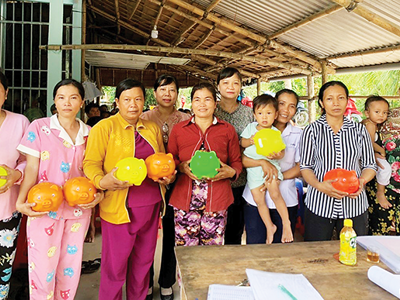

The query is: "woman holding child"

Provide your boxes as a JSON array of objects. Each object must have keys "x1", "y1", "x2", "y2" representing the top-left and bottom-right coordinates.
[
  {"x1": 242, "y1": 89, "x2": 302, "y2": 244},
  {"x1": 300, "y1": 81, "x2": 376, "y2": 241}
]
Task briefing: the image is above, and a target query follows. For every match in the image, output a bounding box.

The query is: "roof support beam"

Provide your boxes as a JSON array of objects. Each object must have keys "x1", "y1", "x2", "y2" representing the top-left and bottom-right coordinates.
[
  {"x1": 331, "y1": 0, "x2": 400, "y2": 37},
  {"x1": 148, "y1": 0, "x2": 320, "y2": 72},
  {"x1": 129, "y1": 0, "x2": 141, "y2": 20},
  {"x1": 166, "y1": 0, "x2": 323, "y2": 70},
  {"x1": 114, "y1": 0, "x2": 120, "y2": 34},
  {"x1": 269, "y1": 4, "x2": 342, "y2": 39},
  {"x1": 327, "y1": 44, "x2": 400, "y2": 59},
  {"x1": 40, "y1": 44, "x2": 313, "y2": 75},
  {"x1": 205, "y1": 0, "x2": 223, "y2": 13}
]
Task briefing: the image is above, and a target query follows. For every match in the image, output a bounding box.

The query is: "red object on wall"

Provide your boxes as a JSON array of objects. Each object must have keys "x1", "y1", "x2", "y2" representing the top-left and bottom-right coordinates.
[{"x1": 323, "y1": 168, "x2": 359, "y2": 193}]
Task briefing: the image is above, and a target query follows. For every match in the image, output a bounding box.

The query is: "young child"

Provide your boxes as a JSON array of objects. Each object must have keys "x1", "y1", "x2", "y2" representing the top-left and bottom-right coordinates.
[
  {"x1": 241, "y1": 94, "x2": 293, "y2": 244},
  {"x1": 362, "y1": 96, "x2": 391, "y2": 208}
]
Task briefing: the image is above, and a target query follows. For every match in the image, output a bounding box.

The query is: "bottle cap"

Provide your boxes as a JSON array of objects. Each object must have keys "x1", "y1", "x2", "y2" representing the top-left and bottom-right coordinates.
[{"x1": 344, "y1": 219, "x2": 353, "y2": 227}]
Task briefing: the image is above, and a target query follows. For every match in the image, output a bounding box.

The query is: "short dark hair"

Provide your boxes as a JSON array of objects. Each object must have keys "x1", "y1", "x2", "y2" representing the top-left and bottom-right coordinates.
[
  {"x1": 86, "y1": 116, "x2": 102, "y2": 127},
  {"x1": 275, "y1": 89, "x2": 299, "y2": 105},
  {"x1": 364, "y1": 95, "x2": 389, "y2": 111},
  {"x1": 252, "y1": 94, "x2": 278, "y2": 113},
  {"x1": 53, "y1": 79, "x2": 85, "y2": 100},
  {"x1": 85, "y1": 102, "x2": 100, "y2": 114},
  {"x1": 0, "y1": 70, "x2": 8, "y2": 91},
  {"x1": 318, "y1": 81, "x2": 349, "y2": 114},
  {"x1": 217, "y1": 67, "x2": 242, "y2": 85},
  {"x1": 154, "y1": 74, "x2": 179, "y2": 92},
  {"x1": 115, "y1": 78, "x2": 145, "y2": 100},
  {"x1": 191, "y1": 82, "x2": 216, "y2": 102}
]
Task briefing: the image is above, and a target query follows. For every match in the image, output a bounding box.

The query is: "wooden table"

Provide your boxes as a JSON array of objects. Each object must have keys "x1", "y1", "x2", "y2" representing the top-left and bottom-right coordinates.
[{"x1": 175, "y1": 241, "x2": 396, "y2": 300}]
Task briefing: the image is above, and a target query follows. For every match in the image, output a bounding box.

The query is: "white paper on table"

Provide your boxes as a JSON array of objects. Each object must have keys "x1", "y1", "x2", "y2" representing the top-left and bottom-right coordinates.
[
  {"x1": 207, "y1": 284, "x2": 255, "y2": 300},
  {"x1": 246, "y1": 268, "x2": 324, "y2": 300},
  {"x1": 357, "y1": 236, "x2": 400, "y2": 273},
  {"x1": 368, "y1": 266, "x2": 400, "y2": 299}
]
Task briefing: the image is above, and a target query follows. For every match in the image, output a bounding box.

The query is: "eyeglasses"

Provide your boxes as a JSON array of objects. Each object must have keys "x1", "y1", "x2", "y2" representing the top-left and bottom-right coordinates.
[{"x1": 162, "y1": 122, "x2": 169, "y2": 144}]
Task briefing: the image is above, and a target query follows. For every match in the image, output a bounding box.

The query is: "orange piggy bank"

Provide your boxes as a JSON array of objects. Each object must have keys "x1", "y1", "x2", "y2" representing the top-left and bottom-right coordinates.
[
  {"x1": 323, "y1": 168, "x2": 359, "y2": 194},
  {"x1": 63, "y1": 177, "x2": 97, "y2": 207},
  {"x1": 27, "y1": 182, "x2": 64, "y2": 212},
  {"x1": 145, "y1": 153, "x2": 176, "y2": 181}
]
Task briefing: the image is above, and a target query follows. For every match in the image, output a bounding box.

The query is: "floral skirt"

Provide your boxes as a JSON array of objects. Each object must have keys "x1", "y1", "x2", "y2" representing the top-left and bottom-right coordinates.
[
  {"x1": 367, "y1": 179, "x2": 400, "y2": 235},
  {"x1": 0, "y1": 211, "x2": 21, "y2": 299},
  {"x1": 173, "y1": 180, "x2": 227, "y2": 246}
]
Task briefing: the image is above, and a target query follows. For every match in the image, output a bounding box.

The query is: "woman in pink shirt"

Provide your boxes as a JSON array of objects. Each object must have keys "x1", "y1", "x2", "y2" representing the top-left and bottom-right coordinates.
[
  {"x1": 0, "y1": 71, "x2": 29, "y2": 298},
  {"x1": 16, "y1": 79, "x2": 103, "y2": 300}
]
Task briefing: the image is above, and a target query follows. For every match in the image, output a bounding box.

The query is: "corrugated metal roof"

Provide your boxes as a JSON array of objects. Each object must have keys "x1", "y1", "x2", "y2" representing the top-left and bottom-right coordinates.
[{"x1": 193, "y1": 0, "x2": 400, "y2": 69}]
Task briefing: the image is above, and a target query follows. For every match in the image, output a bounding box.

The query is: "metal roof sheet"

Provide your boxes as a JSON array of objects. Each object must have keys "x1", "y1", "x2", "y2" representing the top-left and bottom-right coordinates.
[{"x1": 193, "y1": 0, "x2": 400, "y2": 69}]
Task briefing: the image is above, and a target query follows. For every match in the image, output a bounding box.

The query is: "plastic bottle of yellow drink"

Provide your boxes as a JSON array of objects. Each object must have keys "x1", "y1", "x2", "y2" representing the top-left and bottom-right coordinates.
[{"x1": 339, "y1": 219, "x2": 357, "y2": 265}]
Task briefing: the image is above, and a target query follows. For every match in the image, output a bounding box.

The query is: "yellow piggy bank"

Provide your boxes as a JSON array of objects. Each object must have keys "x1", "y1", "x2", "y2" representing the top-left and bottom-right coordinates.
[{"x1": 115, "y1": 157, "x2": 147, "y2": 186}]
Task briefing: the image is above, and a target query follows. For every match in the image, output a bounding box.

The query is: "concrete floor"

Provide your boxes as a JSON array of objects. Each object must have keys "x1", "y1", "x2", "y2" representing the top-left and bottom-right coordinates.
[{"x1": 76, "y1": 228, "x2": 181, "y2": 300}]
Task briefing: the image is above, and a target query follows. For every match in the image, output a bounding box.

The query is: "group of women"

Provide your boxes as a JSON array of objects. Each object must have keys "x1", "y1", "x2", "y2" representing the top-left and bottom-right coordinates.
[{"x1": 1, "y1": 66, "x2": 399, "y2": 300}]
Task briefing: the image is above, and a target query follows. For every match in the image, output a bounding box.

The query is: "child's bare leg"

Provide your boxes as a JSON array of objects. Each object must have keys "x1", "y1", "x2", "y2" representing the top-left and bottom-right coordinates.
[
  {"x1": 266, "y1": 180, "x2": 293, "y2": 243},
  {"x1": 251, "y1": 187, "x2": 276, "y2": 244},
  {"x1": 377, "y1": 184, "x2": 392, "y2": 209},
  {"x1": 85, "y1": 208, "x2": 96, "y2": 243}
]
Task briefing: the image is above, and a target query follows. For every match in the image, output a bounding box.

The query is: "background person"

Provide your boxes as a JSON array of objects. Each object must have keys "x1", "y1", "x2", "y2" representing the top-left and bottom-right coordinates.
[
  {"x1": 300, "y1": 81, "x2": 376, "y2": 241},
  {"x1": 141, "y1": 74, "x2": 190, "y2": 300},
  {"x1": 214, "y1": 67, "x2": 254, "y2": 245},
  {"x1": 0, "y1": 71, "x2": 29, "y2": 299},
  {"x1": 83, "y1": 78, "x2": 173, "y2": 300},
  {"x1": 84, "y1": 102, "x2": 100, "y2": 120},
  {"x1": 168, "y1": 82, "x2": 242, "y2": 247}
]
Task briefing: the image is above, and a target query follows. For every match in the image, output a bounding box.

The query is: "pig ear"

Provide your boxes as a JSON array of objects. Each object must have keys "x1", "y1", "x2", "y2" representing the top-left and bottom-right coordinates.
[
  {"x1": 50, "y1": 184, "x2": 60, "y2": 191},
  {"x1": 167, "y1": 153, "x2": 173, "y2": 159}
]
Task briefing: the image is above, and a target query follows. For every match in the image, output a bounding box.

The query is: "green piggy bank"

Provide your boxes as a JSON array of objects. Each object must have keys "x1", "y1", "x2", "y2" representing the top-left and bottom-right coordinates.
[{"x1": 190, "y1": 150, "x2": 220, "y2": 179}]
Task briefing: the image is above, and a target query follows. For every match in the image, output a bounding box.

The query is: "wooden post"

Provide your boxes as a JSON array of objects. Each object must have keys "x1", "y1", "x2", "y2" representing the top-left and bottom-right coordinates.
[
  {"x1": 307, "y1": 75, "x2": 316, "y2": 123},
  {"x1": 321, "y1": 60, "x2": 328, "y2": 84},
  {"x1": 257, "y1": 78, "x2": 261, "y2": 96}
]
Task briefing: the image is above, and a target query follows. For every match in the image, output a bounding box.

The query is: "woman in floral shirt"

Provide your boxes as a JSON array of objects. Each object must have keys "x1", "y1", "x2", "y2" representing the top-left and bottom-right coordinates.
[{"x1": 367, "y1": 107, "x2": 400, "y2": 235}]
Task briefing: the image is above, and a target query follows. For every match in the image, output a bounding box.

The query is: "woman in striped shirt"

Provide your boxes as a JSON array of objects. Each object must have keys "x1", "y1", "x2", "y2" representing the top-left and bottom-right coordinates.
[{"x1": 300, "y1": 81, "x2": 376, "y2": 241}]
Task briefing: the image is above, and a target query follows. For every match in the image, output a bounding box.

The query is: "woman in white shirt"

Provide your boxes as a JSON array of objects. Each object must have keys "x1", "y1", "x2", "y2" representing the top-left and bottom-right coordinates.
[{"x1": 242, "y1": 89, "x2": 302, "y2": 243}]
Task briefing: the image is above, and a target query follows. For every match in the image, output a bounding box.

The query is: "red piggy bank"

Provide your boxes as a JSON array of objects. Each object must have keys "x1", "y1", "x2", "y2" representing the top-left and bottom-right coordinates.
[
  {"x1": 145, "y1": 153, "x2": 176, "y2": 181},
  {"x1": 27, "y1": 182, "x2": 64, "y2": 212},
  {"x1": 63, "y1": 177, "x2": 96, "y2": 206},
  {"x1": 323, "y1": 169, "x2": 359, "y2": 193}
]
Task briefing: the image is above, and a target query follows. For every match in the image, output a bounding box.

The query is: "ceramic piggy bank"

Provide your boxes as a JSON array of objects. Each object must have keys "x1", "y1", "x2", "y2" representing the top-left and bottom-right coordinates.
[
  {"x1": 115, "y1": 157, "x2": 147, "y2": 186},
  {"x1": 27, "y1": 182, "x2": 64, "y2": 212},
  {"x1": 0, "y1": 166, "x2": 7, "y2": 188},
  {"x1": 323, "y1": 168, "x2": 359, "y2": 193},
  {"x1": 63, "y1": 177, "x2": 96, "y2": 206},
  {"x1": 254, "y1": 128, "x2": 286, "y2": 157},
  {"x1": 145, "y1": 153, "x2": 176, "y2": 181},
  {"x1": 190, "y1": 150, "x2": 220, "y2": 179}
]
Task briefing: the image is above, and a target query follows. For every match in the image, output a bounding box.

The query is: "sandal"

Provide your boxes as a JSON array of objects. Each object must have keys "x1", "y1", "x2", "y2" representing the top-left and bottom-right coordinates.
[{"x1": 81, "y1": 258, "x2": 101, "y2": 274}]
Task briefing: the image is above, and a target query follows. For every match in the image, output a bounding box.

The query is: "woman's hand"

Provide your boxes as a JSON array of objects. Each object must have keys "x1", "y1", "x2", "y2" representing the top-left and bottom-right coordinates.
[
  {"x1": 0, "y1": 165, "x2": 22, "y2": 194},
  {"x1": 99, "y1": 168, "x2": 131, "y2": 191},
  {"x1": 348, "y1": 178, "x2": 366, "y2": 199},
  {"x1": 375, "y1": 153, "x2": 385, "y2": 169},
  {"x1": 16, "y1": 201, "x2": 49, "y2": 218},
  {"x1": 260, "y1": 160, "x2": 279, "y2": 183},
  {"x1": 155, "y1": 171, "x2": 177, "y2": 185},
  {"x1": 266, "y1": 149, "x2": 285, "y2": 160},
  {"x1": 317, "y1": 179, "x2": 349, "y2": 199},
  {"x1": 78, "y1": 191, "x2": 105, "y2": 209},
  {"x1": 212, "y1": 161, "x2": 236, "y2": 182},
  {"x1": 178, "y1": 160, "x2": 198, "y2": 181}
]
